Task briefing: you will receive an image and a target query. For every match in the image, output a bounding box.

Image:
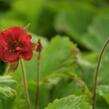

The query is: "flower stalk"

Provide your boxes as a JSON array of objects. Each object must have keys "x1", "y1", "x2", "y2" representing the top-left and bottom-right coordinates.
[
  {"x1": 35, "y1": 39, "x2": 42, "y2": 109},
  {"x1": 20, "y1": 59, "x2": 31, "y2": 109},
  {"x1": 92, "y1": 38, "x2": 109, "y2": 109}
]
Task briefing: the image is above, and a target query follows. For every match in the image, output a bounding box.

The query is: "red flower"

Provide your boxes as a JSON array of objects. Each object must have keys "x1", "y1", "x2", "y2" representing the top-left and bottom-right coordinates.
[{"x1": 0, "y1": 26, "x2": 33, "y2": 63}]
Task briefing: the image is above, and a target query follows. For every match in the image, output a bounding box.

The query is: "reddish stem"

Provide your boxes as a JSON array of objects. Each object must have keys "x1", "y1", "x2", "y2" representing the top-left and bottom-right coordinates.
[
  {"x1": 92, "y1": 38, "x2": 109, "y2": 109},
  {"x1": 35, "y1": 39, "x2": 42, "y2": 109}
]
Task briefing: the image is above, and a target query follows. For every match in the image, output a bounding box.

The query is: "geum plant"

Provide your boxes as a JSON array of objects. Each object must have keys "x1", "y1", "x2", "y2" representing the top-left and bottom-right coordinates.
[
  {"x1": 0, "y1": 26, "x2": 109, "y2": 109},
  {"x1": 0, "y1": 26, "x2": 41, "y2": 109}
]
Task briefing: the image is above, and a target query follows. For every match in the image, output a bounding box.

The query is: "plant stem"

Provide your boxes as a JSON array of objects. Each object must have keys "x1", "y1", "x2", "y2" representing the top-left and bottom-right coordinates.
[
  {"x1": 35, "y1": 52, "x2": 40, "y2": 109},
  {"x1": 92, "y1": 38, "x2": 109, "y2": 109},
  {"x1": 20, "y1": 59, "x2": 31, "y2": 109},
  {"x1": 35, "y1": 39, "x2": 42, "y2": 109}
]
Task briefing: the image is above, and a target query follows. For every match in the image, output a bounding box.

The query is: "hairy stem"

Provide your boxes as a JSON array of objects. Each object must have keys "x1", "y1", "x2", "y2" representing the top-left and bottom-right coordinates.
[
  {"x1": 35, "y1": 39, "x2": 42, "y2": 109},
  {"x1": 92, "y1": 38, "x2": 109, "y2": 109},
  {"x1": 35, "y1": 52, "x2": 41, "y2": 109},
  {"x1": 20, "y1": 59, "x2": 31, "y2": 109}
]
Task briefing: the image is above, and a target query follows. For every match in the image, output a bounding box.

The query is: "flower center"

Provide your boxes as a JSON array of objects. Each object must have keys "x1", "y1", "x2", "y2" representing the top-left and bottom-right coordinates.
[{"x1": 9, "y1": 42, "x2": 23, "y2": 53}]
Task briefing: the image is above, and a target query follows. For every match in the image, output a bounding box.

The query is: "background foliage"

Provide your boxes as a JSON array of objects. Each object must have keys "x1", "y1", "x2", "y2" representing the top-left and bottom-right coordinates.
[{"x1": 0, "y1": 0, "x2": 109, "y2": 109}]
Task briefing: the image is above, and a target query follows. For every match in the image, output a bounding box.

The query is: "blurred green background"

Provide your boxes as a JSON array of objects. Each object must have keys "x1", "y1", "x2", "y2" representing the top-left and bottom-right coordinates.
[
  {"x1": 1, "y1": 0, "x2": 109, "y2": 109},
  {"x1": 0, "y1": 1, "x2": 107, "y2": 36},
  {"x1": 1, "y1": 0, "x2": 109, "y2": 50}
]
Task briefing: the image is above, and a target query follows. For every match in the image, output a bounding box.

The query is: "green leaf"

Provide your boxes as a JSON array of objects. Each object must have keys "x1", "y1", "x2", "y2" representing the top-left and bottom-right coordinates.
[
  {"x1": 96, "y1": 95, "x2": 109, "y2": 109},
  {"x1": 0, "y1": 86, "x2": 16, "y2": 98},
  {"x1": 76, "y1": 54, "x2": 95, "y2": 89},
  {"x1": 0, "y1": 75, "x2": 16, "y2": 109},
  {"x1": 0, "y1": 75, "x2": 16, "y2": 85},
  {"x1": 44, "y1": 95, "x2": 92, "y2": 109},
  {"x1": 55, "y1": 4, "x2": 96, "y2": 45},
  {"x1": 46, "y1": 73, "x2": 91, "y2": 101},
  {"x1": 82, "y1": 11, "x2": 109, "y2": 51},
  {"x1": 40, "y1": 36, "x2": 78, "y2": 78},
  {"x1": 0, "y1": 86, "x2": 16, "y2": 109},
  {"x1": 97, "y1": 85, "x2": 109, "y2": 104},
  {"x1": 28, "y1": 81, "x2": 50, "y2": 109}
]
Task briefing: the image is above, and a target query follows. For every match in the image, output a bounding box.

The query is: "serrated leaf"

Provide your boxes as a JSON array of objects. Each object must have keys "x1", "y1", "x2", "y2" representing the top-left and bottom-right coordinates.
[
  {"x1": 40, "y1": 36, "x2": 79, "y2": 78},
  {"x1": 45, "y1": 95, "x2": 92, "y2": 109}
]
